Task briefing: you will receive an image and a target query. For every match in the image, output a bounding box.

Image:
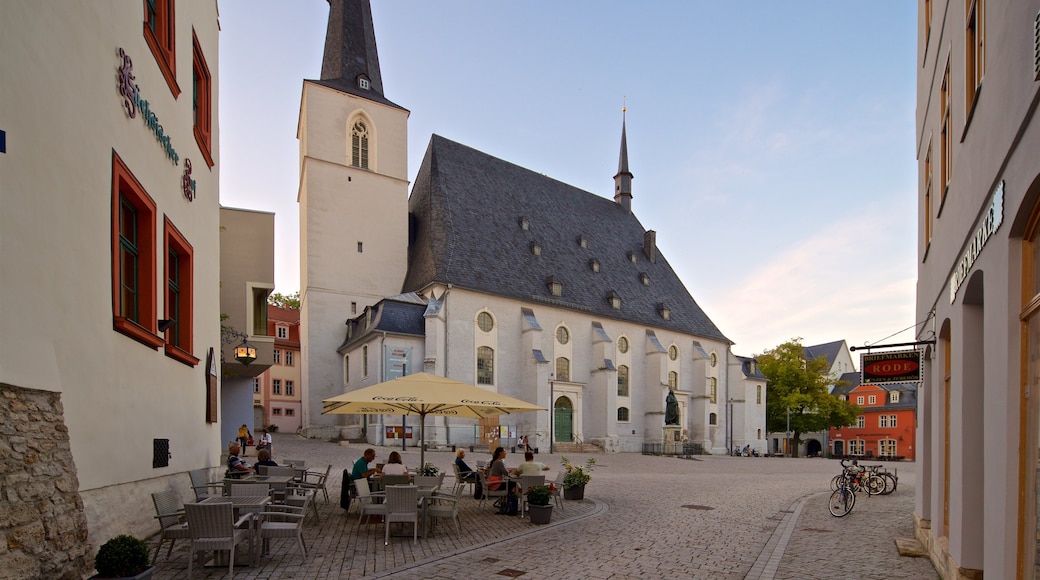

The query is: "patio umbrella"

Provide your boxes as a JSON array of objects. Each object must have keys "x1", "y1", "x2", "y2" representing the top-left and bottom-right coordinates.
[{"x1": 321, "y1": 372, "x2": 544, "y2": 467}]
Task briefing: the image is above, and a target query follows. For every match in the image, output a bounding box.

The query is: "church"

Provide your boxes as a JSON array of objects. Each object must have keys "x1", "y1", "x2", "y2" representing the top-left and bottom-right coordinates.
[{"x1": 299, "y1": 0, "x2": 766, "y2": 454}]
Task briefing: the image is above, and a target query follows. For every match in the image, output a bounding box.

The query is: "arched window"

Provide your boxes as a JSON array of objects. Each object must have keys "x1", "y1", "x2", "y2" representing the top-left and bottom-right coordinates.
[
  {"x1": 709, "y1": 377, "x2": 717, "y2": 403},
  {"x1": 617, "y1": 407, "x2": 630, "y2": 422},
  {"x1": 617, "y1": 365, "x2": 629, "y2": 397},
  {"x1": 757, "y1": 428, "x2": 762, "y2": 439},
  {"x1": 555, "y1": 357, "x2": 570, "y2": 382},
  {"x1": 709, "y1": 412, "x2": 717, "y2": 426},
  {"x1": 351, "y1": 120, "x2": 369, "y2": 169},
  {"x1": 477, "y1": 346, "x2": 494, "y2": 385},
  {"x1": 668, "y1": 371, "x2": 678, "y2": 389}
]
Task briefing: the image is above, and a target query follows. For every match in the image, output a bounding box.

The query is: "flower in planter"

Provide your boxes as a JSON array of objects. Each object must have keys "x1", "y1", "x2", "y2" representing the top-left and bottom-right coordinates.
[
  {"x1": 560, "y1": 455, "x2": 596, "y2": 489},
  {"x1": 525, "y1": 484, "x2": 552, "y2": 506},
  {"x1": 419, "y1": 462, "x2": 439, "y2": 477}
]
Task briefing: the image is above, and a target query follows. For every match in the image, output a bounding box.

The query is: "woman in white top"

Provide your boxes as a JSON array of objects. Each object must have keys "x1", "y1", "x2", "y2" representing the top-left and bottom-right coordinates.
[{"x1": 381, "y1": 451, "x2": 409, "y2": 475}]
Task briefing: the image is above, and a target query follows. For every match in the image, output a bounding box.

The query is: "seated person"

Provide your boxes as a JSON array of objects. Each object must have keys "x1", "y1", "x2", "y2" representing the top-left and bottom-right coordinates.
[
  {"x1": 454, "y1": 449, "x2": 479, "y2": 482},
  {"x1": 515, "y1": 451, "x2": 550, "y2": 476},
  {"x1": 226, "y1": 441, "x2": 254, "y2": 478},
  {"x1": 351, "y1": 448, "x2": 381, "y2": 481},
  {"x1": 381, "y1": 451, "x2": 409, "y2": 476},
  {"x1": 256, "y1": 449, "x2": 278, "y2": 467}
]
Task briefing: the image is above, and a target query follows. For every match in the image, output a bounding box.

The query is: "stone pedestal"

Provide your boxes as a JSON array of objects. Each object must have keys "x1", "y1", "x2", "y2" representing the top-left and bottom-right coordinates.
[{"x1": 663, "y1": 426, "x2": 682, "y2": 453}]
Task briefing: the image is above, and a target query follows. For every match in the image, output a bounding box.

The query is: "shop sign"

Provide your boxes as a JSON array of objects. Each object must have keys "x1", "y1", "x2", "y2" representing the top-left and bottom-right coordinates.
[
  {"x1": 949, "y1": 181, "x2": 1004, "y2": 303},
  {"x1": 117, "y1": 48, "x2": 180, "y2": 165},
  {"x1": 861, "y1": 349, "x2": 922, "y2": 385}
]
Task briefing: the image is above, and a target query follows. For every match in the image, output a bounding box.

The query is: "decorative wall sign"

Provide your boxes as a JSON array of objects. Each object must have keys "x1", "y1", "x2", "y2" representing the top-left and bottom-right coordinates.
[
  {"x1": 182, "y1": 158, "x2": 196, "y2": 201},
  {"x1": 949, "y1": 181, "x2": 1004, "y2": 303},
  {"x1": 860, "y1": 349, "x2": 923, "y2": 385},
  {"x1": 116, "y1": 48, "x2": 180, "y2": 165}
]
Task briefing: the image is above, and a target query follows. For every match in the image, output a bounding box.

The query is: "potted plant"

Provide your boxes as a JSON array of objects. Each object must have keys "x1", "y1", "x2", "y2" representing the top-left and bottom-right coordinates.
[
  {"x1": 525, "y1": 485, "x2": 553, "y2": 524},
  {"x1": 419, "y1": 462, "x2": 439, "y2": 477},
  {"x1": 561, "y1": 456, "x2": 596, "y2": 500},
  {"x1": 91, "y1": 535, "x2": 154, "y2": 580}
]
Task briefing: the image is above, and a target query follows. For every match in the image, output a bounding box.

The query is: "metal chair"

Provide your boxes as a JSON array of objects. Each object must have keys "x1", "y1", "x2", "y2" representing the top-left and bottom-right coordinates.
[
  {"x1": 184, "y1": 502, "x2": 253, "y2": 580},
  {"x1": 254, "y1": 504, "x2": 307, "y2": 564},
  {"x1": 476, "y1": 471, "x2": 508, "y2": 510},
  {"x1": 518, "y1": 475, "x2": 545, "y2": 518},
  {"x1": 353, "y1": 478, "x2": 387, "y2": 529},
  {"x1": 188, "y1": 468, "x2": 223, "y2": 501},
  {"x1": 425, "y1": 483, "x2": 465, "y2": 536},
  {"x1": 151, "y1": 490, "x2": 190, "y2": 564},
  {"x1": 384, "y1": 485, "x2": 420, "y2": 545}
]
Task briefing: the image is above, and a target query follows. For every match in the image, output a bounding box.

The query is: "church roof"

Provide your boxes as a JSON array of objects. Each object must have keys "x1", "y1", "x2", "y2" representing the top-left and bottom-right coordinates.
[
  {"x1": 404, "y1": 135, "x2": 730, "y2": 343},
  {"x1": 338, "y1": 293, "x2": 427, "y2": 352},
  {"x1": 311, "y1": 0, "x2": 406, "y2": 111},
  {"x1": 803, "y1": 340, "x2": 847, "y2": 369}
]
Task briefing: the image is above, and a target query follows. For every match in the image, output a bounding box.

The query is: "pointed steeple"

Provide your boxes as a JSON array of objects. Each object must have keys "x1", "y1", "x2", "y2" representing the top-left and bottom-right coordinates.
[
  {"x1": 321, "y1": 0, "x2": 385, "y2": 97},
  {"x1": 613, "y1": 107, "x2": 633, "y2": 213}
]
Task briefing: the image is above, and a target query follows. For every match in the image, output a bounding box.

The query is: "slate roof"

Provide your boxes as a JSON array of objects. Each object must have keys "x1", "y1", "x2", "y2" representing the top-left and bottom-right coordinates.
[
  {"x1": 736, "y1": 355, "x2": 767, "y2": 380},
  {"x1": 833, "y1": 372, "x2": 919, "y2": 411},
  {"x1": 403, "y1": 135, "x2": 730, "y2": 343},
  {"x1": 338, "y1": 293, "x2": 428, "y2": 352},
  {"x1": 804, "y1": 340, "x2": 847, "y2": 369}
]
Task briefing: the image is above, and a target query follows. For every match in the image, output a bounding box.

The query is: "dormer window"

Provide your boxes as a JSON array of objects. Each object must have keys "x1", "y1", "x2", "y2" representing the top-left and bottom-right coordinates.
[
  {"x1": 530, "y1": 241, "x2": 542, "y2": 256},
  {"x1": 627, "y1": 251, "x2": 637, "y2": 263},
  {"x1": 577, "y1": 236, "x2": 588, "y2": 248},
  {"x1": 589, "y1": 259, "x2": 600, "y2": 273},
  {"x1": 658, "y1": 302, "x2": 671, "y2": 320},
  {"x1": 358, "y1": 75, "x2": 370, "y2": 90},
  {"x1": 546, "y1": 276, "x2": 563, "y2": 297},
  {"x1": 518, "y1": 216, "x2": 530, "y2": 230},
  {"x1": 607, "y1": 290, "x2": 622, "y2": 310},
  {"x1": 640, "y1": 272, "x2": 650, "y2": 285}
]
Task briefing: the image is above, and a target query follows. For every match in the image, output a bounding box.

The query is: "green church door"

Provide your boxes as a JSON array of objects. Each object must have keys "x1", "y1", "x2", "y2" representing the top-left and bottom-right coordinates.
[{"x1": 554, "y1": 398, "x2": 573, "y2": 442}]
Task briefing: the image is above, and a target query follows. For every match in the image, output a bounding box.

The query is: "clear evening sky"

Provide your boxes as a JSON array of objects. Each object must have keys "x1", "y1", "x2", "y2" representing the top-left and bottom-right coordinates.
[{"x1": 219, "y1": 2, "x2": 918, "y2": 362}]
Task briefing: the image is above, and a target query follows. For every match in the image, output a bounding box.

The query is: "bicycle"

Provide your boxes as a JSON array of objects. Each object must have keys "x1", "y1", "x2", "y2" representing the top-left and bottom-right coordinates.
[
  {"x1": 830, "y1": 459, "x2": 886, "y2": 496},
  {"x1": 828, "y1": 459, "x2": 858, "y2": 516}
]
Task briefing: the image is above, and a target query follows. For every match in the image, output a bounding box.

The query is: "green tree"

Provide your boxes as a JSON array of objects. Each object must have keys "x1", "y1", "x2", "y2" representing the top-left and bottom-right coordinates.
[
  {"x1": 268, "y1": 291, "x2": 300, "y2": 310},
  {"x1": 756, "y1": 339, "x2": 859, "y2": 458}
]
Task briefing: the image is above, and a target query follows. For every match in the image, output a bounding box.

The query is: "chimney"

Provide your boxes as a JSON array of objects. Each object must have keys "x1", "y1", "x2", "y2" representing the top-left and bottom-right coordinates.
[{"x1": 643, "y1": 230, "x2": 657, "y2": 263}]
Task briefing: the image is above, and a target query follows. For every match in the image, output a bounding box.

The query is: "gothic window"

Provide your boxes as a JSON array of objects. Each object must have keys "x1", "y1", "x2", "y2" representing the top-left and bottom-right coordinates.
[
  {"x1": 555, "y1": 357, "x2": 570, "y2": 382},
  {"x1": 617, "y1": 365, "x2": 629, "y2": 397},
  {"x1": 668, "y1": 371, "x2": 678, "y2": 389},
  {"x1": 351, "y1": 120, "x2": 369, "y2": 169},
  {"x1": 477, "y1": 346, "x2": 494, "y2": 385}
]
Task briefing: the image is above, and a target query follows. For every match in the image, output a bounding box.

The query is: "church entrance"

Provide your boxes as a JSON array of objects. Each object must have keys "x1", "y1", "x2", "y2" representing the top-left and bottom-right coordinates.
[{"x1": 554, "y1": 397, "x2": 573, "y2": 442}]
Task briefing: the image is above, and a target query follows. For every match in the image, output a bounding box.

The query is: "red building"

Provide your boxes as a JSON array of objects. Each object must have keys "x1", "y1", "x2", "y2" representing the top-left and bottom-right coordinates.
[
  {"x1": 829, "y1": 372, "x2": 916, "y2": 461},
  {"x1": 254, "y1": 305, "x2": 303, "y2": 433}
]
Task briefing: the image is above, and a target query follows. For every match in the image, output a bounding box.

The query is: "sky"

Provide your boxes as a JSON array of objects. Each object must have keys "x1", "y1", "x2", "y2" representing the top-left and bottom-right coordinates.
[{"x1": 218, "y1": 1, "x2": 920, "y2": 362}]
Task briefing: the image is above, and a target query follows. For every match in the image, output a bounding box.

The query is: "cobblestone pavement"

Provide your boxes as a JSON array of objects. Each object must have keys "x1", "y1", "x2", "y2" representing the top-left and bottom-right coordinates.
[{"x1": 149, "y1": 434, "x2": 937, "y2": 579}]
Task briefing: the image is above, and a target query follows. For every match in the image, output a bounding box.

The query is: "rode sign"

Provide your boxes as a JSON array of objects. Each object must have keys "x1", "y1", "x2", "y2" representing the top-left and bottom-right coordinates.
[{"x1": 861, "y1": 349, "x2": 923, "y2": 385}]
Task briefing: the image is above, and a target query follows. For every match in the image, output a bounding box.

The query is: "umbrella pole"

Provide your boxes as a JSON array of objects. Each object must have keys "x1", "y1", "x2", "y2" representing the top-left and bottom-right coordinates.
[{"x1": 419, "y1": 413, "x2": 426, "y2": 469}]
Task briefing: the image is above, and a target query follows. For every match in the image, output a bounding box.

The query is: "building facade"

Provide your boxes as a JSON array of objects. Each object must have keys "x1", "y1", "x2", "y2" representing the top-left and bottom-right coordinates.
[
  {"x1": 300, "y1": 0, "x2": 765, "y2": 455},
  {"x1": 0, "y1": 2, "x2": 221, "y2": 576},
  {"x1": 915, "y1": 1, "x2": 1040, "y2": 577},
  {"x1": 829, "y1": 375, "x2": 918, "y2": 461},
  {"x1": 255, "y1": 304, "x2": 303, "y2": 434}
]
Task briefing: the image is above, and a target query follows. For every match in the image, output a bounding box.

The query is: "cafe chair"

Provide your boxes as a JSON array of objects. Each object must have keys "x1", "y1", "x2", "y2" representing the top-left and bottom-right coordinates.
[
  {"x1": 354, "y1": 478, "x2": 387, "y2": 529},
  {"x1": 284, "y1": 486, "x2": 321, "y2": 525},
  {"x1": 549, "y1": 471, "x2": 565, "y2": 512},
  {"x1": 384, "y1": 485, "x2": 421, "y2": 546},
  {"x1": 426, "y1": 483, "x2": 465, "y2": 536},
  {"x1": 296, "y1": 464, "x2": 331, "y2": 503},
  {"x1": 381, "y1": 474, "x2": 411, "y2": 487},
  {"x1": 151, "y1": 490, "x2": 190, "y2": 564},
  {"x1": 414, "y1": 475, "x2": 442, "y2": 493},
  {"x1": 451, "y1": 463, "x2": 476, "y2": 496},
  {"x1": 518, "y1": 475, "x2": 545, "y2": 518},
  {"x1": 476, "y1": 471, "x2": 508, "y2": 511},
  {"x1": 188, "y1": 469, "x2": 224, "y2": 501},
  {"x1": 254, "y1": 504, "x2": 307, "y2": 564},
  {"x1": 184, "y1": 502, "x2": 253, "y2": 580}
]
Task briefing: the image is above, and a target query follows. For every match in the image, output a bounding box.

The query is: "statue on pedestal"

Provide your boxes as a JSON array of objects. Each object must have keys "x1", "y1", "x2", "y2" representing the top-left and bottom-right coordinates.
[{"x1": 665, "y1": 389, "x2": 680, "y2": 425}]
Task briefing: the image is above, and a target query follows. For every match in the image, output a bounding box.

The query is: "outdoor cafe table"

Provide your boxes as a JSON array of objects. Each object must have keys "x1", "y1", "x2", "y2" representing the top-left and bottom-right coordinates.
[{"x1": 223, "y1": 474, "x2": 294, "y2": 497}]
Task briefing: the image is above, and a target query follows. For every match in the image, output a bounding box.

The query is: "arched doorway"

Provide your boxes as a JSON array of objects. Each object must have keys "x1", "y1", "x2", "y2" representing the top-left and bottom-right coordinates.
[
  {"x1": 554, "y1": 397, "x2": 573, "y2": 442},
  {"x1": 806, "y1": 438, "x2": 822, "y2": 458}
]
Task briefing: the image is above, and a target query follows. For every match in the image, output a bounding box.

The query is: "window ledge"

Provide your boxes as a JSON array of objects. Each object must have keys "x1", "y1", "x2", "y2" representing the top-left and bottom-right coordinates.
[
  {"x1": 165, "y1": 343, "x2": 200, "y2": 366},
  {"x1": 143, "y1": 25, "x2": 180, "y2": 98},
  {"x1": 194, "y1": 127, "x2": 214, "y2": 168},
  {"x1": 114, "y1": 317, "x2": 164, "y2": 349}
]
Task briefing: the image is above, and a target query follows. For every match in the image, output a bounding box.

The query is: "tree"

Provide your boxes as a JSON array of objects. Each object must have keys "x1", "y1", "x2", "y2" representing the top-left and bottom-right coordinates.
[
  {"x1": 756, "y1": 339, "x2": 859, "y2": 458},
  {"x1": 268, "y1": 291, "x2": 300, "y2": 310}
]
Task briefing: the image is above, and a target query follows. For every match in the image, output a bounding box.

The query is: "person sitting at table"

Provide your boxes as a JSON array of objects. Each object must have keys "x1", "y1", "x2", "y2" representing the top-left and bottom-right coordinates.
[
  {"x1": 487, "y1": 446, "x2": 517, "y2": 503},
  {"x1": 226, "y1": 441, "x2": 254, "y2": 478},
  {"x1": 351, "y1": 448, "x2": 381, "y2": 481},
  {"x1": 455, "y1": 449, "x2": 479, "y2": 482},
  {"x1": 256, "y1": 449, "x2": 278, "y2": 467},
  {"x1": 515, "y1": 451, "x2": 550, "y2": 476},
  {"x1": 381, "y1": 451, "x2": 409, "y2": 476}
]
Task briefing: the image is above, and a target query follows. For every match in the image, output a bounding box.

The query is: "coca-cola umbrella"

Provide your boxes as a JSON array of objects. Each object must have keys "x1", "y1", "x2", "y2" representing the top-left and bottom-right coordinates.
[{"x1": 322, "y1": 372, "x2": 544, "y2": 467}]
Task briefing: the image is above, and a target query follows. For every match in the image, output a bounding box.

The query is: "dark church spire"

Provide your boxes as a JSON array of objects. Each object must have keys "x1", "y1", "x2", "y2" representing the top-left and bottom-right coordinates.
[
  {"x1": 613, "y1": 107, "x2": 633, "y2": 213},
  {"x1": 321, "y1": 0, "x2": 385, "y2": 97}
]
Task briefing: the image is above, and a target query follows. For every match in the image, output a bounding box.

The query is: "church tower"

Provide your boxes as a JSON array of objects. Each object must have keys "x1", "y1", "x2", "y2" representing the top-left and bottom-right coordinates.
[
  {"x1": 613, "y1": 108, "x2": 633, "y2": 213},
  {"x1": 299, "y1": 0, "x2": 409, "y2": 437}
]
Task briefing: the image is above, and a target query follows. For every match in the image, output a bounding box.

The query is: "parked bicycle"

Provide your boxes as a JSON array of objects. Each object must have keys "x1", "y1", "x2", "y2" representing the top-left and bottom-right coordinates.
[
  {"x1": 828, "y1": 459, "x2": 858, "y2": 517},
  {"x1": 830, "y1": 459, "x2": 887, "y2": 496}
]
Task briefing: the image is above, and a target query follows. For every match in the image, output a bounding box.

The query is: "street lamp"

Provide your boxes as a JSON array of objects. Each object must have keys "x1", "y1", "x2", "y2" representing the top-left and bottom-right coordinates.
[
  {"x1": 548, "y1": 373, "x2": 555, "y2": 455},
  {"x1": 785, "y1": 407, "x2": 791, "y2": 457},
  {"x1": 233, "y1": 338, "x2": 257, "y2": 366}
]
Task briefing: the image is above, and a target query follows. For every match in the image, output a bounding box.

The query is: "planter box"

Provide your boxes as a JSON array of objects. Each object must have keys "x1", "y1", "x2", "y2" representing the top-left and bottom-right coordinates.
[
  {"x1": 528, "y1": 504, "x2": 553, "y2": 524},
  {"x1": 90, "y1": 566, "x2": 156, "y2": 580},
  {"x1": 563, "y1": 484, "x2": 585, "y2": 500}
]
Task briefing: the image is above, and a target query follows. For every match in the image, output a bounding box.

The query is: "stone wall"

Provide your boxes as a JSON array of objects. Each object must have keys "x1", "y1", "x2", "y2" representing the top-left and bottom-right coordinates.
[{"x1": 0, "y1": 383, "x2": 91, "y2": 580}]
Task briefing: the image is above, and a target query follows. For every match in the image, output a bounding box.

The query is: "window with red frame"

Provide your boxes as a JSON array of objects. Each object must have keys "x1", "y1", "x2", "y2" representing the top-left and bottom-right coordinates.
[
  {"x1": 143, "y1": 0, "x2": 179, "y2": 96},
  {"x1": 192, "y1": 31, "x2": 213, "y2": 167},
  {"x1": 164, "y1": 218, "x2": 198, "y2": 366},
  {"x1": 112, "y1": 153, "x2": 162, "y2": 349}
]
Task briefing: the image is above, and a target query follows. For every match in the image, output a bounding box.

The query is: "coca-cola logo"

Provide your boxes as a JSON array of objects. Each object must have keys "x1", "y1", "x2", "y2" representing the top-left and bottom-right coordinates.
[
  {"x1": 358, "y1": 406, "x2": 396, "y2": 413},
  {"x1": 373, "y1": 396, "x2": 419, "y2": 402},
  {"x1": 461, "y1": 399, "x2": 502, "y2": 406}
]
